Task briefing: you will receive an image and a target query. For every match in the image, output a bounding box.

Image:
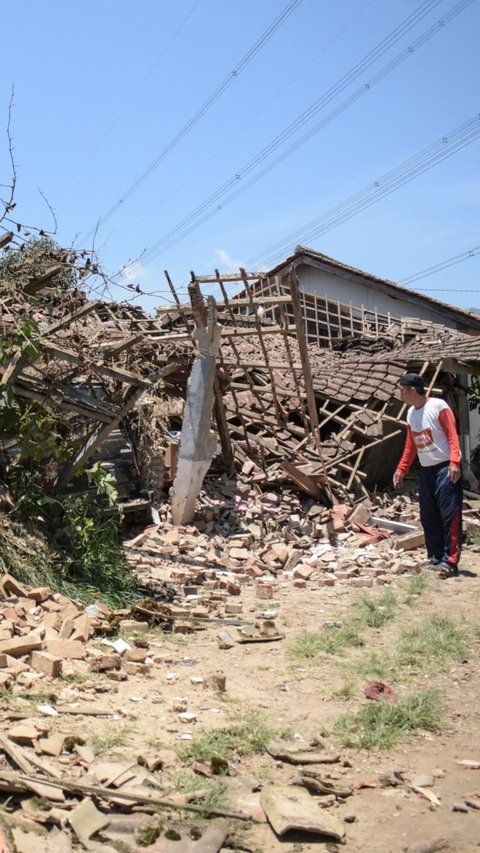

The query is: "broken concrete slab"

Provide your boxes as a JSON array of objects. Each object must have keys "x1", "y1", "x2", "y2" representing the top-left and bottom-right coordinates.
[
  {"x1": 12, "y1": 827, "x2": 72, "y2": 853},
  {"x1": 266, "y1": 738, "x2": 340, "y2": 765},
  {"x1": 260, "y1": 785, "x2": 345, "y2": 839},
  {"x1": 69, "y1": 798, "x2": 110, "y2": 846}
]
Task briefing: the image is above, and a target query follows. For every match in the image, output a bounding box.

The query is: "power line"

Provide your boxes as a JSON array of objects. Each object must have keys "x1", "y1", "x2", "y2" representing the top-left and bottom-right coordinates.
[
  {"x1": 92, "y1": 0, "x2": 304, "y2": 233},
  {"x1": 126, "y1": 0, "x2": 470, "y2": 272},
  {"x1": 400, "y1": 244, "x2": 480, "y2": 284},
  {"x1": 113, "y1": 0, "x2": 378, "y2": 246},
  {"x1": 247, "y1": 113, "x2": 480, "y2": 270},
  {"x1": 55, "y1": 0, "x2": 204, "y2": 202}
]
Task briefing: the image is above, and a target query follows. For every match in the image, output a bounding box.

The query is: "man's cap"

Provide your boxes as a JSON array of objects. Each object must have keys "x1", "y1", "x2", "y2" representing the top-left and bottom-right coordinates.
[{"x1": 398, "y1": 372, "x2": 425, "y2": 392}]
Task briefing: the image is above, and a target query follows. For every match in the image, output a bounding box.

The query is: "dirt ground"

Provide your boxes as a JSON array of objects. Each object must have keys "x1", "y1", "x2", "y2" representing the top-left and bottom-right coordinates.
[{"x1": 37, "y1": 541, "x2": 480, "y2": 853}]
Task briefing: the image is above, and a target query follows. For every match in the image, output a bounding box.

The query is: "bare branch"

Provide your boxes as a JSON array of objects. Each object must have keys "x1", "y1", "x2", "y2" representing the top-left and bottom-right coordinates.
[
  {"x1": 91, "y1": 217, "x2": 101, "y2": 254},
  {"x1": 0, "y1": 85, "x2": 17, "y2": 226},
  {"x1": 37, "y1": 188, "x2": 58, "y2": 235}
]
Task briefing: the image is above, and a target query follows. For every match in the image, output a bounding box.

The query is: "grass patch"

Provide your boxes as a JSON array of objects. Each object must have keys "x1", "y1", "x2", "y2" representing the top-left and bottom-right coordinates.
[
  {"x1": 347, "y1": 614, "x2": 471, "y2": 682},
  {"x1": 20, "y1": 691, "x2": 58, "y2": 704},
  {"x1": 402, "y1": 572, "x2": 433, "y2": 605},
  {"x1": 179, "y1": 710, "x2": 282, "y2": 763},
  {"x1": 333, "y1": 688, "x2": 445, "y2": 749},
  {"x1": 60, "y1": 671, "x2": 89, "y2": 685},
  {"x1": 397, "y1": 614, "x2": 469, "y2": 672},
  {"x1": 91, "y1": 724, "x2": 134, "y2": 756},
  {"x1": 331, "y1": 681, "x2": 357, "y2": 702},
  {"x1": 355, "y1": 590, "x2": 397, "y2": 628},
  {"x1": 348, "y1": 649, "x2": 399, "y2": 682},
  {"x1": 287, "y1": 624, "x2": 364, "y2": 659}
]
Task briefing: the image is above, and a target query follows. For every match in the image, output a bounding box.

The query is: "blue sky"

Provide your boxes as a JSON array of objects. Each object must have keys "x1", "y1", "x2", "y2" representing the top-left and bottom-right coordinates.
[{"x1": 1, "y1": 0, "x2": 479, "y2": 312}]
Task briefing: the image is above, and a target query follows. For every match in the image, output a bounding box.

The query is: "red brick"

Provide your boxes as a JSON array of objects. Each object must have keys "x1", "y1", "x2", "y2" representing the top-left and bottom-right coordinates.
[
  {"x1": 59, "y1": 619, "x2": 74, "y2": 639},
  {"x1": 89, "y1": 654, "x2": 121, "y2": 672},
  {"x1": 27, "y1": 587, "x2": 52, "y2": 603},
  {"x1": 125, "y1": 648, "x2": 148, "y2": 663},
  {"x1": 70, "y1": 614, "x2": 91, "y2": 642},
  {"x1": 349, "y1": 577, "x2": 373, "y2": 588},
  {"x1": 45, "y1": 639, "x2": 85, "y2": 660},
  {"x1": 0, "y1": 636, "x2": 42, "y2": 657},
  {"x1": 123, "y1": 662, "x2": 151, "y2": 676},
  {"x1": 293, "y1": 565, "x2": 314, "y2": 581},
  {"x1": 1, "y1": 575, "x2": 28, "y2": 597},
  {"x1": 31, "y1": 651, "x2": 63, "y2": 678}
]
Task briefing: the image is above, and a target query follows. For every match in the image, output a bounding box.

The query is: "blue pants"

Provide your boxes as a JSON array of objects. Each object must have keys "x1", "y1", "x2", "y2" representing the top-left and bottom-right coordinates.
[{"x1": 419, "y1": 461, "x2": 462, "y2": 568}]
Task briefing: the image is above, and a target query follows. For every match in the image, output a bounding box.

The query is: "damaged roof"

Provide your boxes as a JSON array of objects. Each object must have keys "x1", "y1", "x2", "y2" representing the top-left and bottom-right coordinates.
[{"x1": 267, "y1": 245, "x2": 480, "y2": 333}]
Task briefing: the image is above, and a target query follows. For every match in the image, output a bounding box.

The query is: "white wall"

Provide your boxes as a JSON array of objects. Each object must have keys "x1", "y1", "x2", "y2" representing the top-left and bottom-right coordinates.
[
  {"x1": 470, "y1": 407, "x2": 480, "y2": 453},
  {"x1": 297, "y1": 264, "x2": 458, "y2": 328}
]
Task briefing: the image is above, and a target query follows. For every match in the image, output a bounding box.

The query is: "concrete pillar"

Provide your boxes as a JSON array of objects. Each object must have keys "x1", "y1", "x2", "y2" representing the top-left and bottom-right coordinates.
[{"x1": 170, "y1": 298, "x2": 220, "y2": 526}]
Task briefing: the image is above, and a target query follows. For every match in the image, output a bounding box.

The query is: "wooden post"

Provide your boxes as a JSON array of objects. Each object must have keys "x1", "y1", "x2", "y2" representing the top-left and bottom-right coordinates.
[
  {"x1": 188, "y1": 281, "x2": 234, "y2": 472},
  {"x1": 288, "y1": 266, "x2": 334, "y2": 503}
]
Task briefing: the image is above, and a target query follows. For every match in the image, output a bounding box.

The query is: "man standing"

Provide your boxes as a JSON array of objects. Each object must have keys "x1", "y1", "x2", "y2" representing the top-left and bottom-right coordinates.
[{"x1": 393, "y1": 373, "x2": 462, "y2": 577}]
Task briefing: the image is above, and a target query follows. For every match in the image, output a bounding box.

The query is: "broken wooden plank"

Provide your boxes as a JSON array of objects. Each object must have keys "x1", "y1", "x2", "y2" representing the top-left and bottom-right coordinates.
[
  {"x1": 53, "y1": 385, "x2": 146, "y2": 492},
  {"x1": 0, "y1": 231, "x2": 13, "y2": 249},
  {"x1": 42, "y1": 301, "x2": 101, "y2": 337},
  {"x1": 393, "y1": 528, "x2": 425, "y2": 551},
  {"x1": 13, "y1": 379, "x2": 119, "y2": 423},
  {"x1": 281, "y1": 463, "x2": 322, "y2": 499},
  {"x1": 41, "y1": 342, "x2": 151, "y2": 388},
  {"x1": 24, "y1": 265, "x2": 65, "y2": 294}
]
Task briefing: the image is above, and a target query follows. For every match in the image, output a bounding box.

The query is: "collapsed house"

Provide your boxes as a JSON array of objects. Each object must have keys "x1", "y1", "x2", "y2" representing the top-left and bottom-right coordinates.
[{"x1": 1, "y1": 236, "x2": 480, "y2": 530}]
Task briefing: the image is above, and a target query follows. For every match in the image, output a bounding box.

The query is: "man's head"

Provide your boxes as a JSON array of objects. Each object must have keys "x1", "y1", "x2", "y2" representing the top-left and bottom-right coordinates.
[{"x1": 398, "y1": 372, "x2": 426, "y2": 406}]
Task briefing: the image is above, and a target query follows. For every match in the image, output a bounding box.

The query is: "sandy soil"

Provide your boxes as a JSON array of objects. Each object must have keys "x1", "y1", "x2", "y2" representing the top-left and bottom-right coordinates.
[{"x1": 35, "y1": 540, "x2": 479, "y2": 853}]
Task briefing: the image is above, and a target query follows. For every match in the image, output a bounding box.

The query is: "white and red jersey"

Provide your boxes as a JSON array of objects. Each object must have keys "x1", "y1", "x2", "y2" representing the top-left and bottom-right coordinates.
[{"x1": 396, "y1": 397, "x2": 461, "y2": 474}]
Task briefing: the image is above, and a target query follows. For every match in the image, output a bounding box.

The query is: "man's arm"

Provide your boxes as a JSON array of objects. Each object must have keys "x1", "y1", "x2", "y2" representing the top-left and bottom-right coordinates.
[
  {"x1": 393, "y1": 426, "x2": 417, "y2": 487},
  {"x1": 438, "y1": 408, "x2": 462, "y2": 482}
]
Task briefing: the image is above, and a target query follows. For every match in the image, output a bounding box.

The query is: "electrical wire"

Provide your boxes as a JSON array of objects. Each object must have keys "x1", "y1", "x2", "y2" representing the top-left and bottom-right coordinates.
[
  {"x1": 400, "y1": 243, "x2": 480, "y2": 284},
  {"x1": 92, "y1": 0, "x2": 304, "y2": 232},
  {"x1": 246, "y1": 113, "x2": 480, "y2": 270},
  {"x1": 55, "y1": 0, "x2": 204, "y2": 202},
  {"x1": 124, "y1": 0, "x2": 469, "y2": 272},
  {"x1": 111, "y1": 0, "x2": 378, "y2": 245}
]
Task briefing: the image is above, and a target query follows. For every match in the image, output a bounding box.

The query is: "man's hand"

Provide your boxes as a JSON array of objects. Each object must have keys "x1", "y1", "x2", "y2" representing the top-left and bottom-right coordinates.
[
  {"x1": 448, "y1": 464, "x2": 462, "y2": 484},
  {"x1": 393, "y1": 471, "x2": 404, "y2": 489}
]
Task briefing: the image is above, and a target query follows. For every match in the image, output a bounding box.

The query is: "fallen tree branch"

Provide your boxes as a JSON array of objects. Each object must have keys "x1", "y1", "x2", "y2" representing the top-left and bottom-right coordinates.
[{"x1": 0, "y1": 770, "x2": 257, "y2": 822}]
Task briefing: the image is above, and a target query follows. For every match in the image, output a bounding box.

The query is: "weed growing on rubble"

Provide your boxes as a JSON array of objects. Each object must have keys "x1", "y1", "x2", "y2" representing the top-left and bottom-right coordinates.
[
  {"x1": 171, "y1": 771, "x2": 228, "y2": 817},
  {"x1": 333, "y1": 688, "x2": 445, "y2": 749},
  {"x1": 355, "y1": 590, "x2": 398, "y2": 628},
  {"x1": 287, "y1": 624, "x2": 364, "y2": 660},
  {"x1": 179, "y1": 710, "x2": 281, "y2": 763},
  {"x1": 52, "y1": 496, "x2": 136, "y2": 606},
  {"x1": 60, "y1": 672, "x2": 89, "y2": 685},
  {"x1": 2, "y1": 473, "x2": 135, "y2": 606},
  {"x1": 91, "y1": 723, "x2": 135, "y2": 756}
]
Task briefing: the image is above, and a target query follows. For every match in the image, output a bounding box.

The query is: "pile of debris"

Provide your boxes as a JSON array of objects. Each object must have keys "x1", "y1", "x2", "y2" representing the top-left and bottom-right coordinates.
[{"x1": 125, "y1": 482, "x2": 430, "y2": 601}]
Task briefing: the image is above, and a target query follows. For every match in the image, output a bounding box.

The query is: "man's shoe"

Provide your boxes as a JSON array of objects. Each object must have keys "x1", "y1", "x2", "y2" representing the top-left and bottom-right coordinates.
[
  {"x1": 419, "y1": 557, "x2": 440, "y2": 571},
  {"x1": 435, "y1": 561, "x2": 459, "y2": 579}
]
